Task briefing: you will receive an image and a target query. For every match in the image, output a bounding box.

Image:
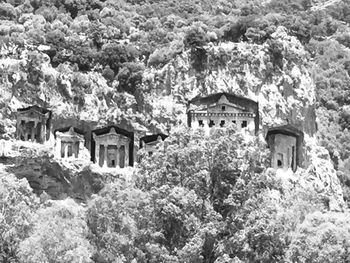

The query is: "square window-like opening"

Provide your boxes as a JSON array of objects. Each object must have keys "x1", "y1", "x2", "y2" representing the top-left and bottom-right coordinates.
[
  {"x1": 241, "y1": 120, "x2": 247, "y2": 128},
  {"x1": 209, "y1": 120, "x2": 215, "y2": 127},
  {"x1": 198, "y1": 120, "x2": 204, "y2": 127},
  {"x1": 221, "y1": 105, "x2": 226, "y2": 111},
  {"x1": 220, "y1": 120, "x2": 225, "y2": 127}
]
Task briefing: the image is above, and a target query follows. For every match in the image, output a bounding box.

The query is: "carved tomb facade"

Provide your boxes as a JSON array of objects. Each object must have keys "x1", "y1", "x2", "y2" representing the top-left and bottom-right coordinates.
[{"x1": 16, "y1": 105, "x2": 51, "y2": 143}]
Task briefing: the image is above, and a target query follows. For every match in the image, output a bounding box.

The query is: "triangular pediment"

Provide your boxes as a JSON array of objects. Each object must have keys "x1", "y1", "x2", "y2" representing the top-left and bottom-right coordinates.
[
  {"x1": 218, "y1": 95, "x2": 229, "y2": 105},
  {"x1": 19, "y1": 108, "x2": 41, "y2": 116},
  {"x1": 209, "y1": 103, "x2": 246, "y2": 111}
]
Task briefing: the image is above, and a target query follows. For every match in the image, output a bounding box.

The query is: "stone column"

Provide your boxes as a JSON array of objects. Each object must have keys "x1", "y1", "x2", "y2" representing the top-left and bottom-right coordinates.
[
  {"x1": 56, "y1": 136, "x2": 61, "y2": 158},
  {"x1": 104, "y1": 144, "x2": 108, "y2": 167},
  {"x1": 134, "y1": 135, "x2": 140, "y2": 165},
  {"x1": 41, "y1": 121, "x2": 46, "y2": 143},
  {"x1": 125, "y1": 143, "x2": 129, "y2": 167},
  {"x1": 79, "y1": 139, "x2": 85, "y2": 158},
  {"x1": 116, "y1": 145, "x2": 120, "y2": 167},
  {"x1": 64, "y1": 144, "x2": 68, "y2": 158},
  {"x1": 44, "y1": 113, "x2": 50, "y2": 142},
  {"x1": 192, "y1": 114, "x2": 199, "y2": 129},
  {"x1": 31, "y1": 126, "x2": 35, "y2": 142},
  {"x1": 16, "y1": 117, "x2": 21, "y2": 139},
  {"x1": 237, "y1": 120, "x2": 242, "y2": 131},
  {"x1": 204, "y1": 120, "x2": 210, "y2": 136},
  {"x1": 95, "y1": 142, "x2": 100, "y2": 165}
]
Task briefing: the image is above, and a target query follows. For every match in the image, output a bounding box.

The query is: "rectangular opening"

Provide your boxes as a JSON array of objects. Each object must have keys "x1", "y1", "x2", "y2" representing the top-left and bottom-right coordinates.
[
  {"x1": 220, "y1": 120, "x2": 225, "y2": 127},
  {"x1": 221, "y1": 105, "x2": 226, "y2": 111},
  {"x1": 198, "y1": 120, "x2": 204, "y2": 127},
  {"x1": 108, "y1": 145, "x2": 118, "y2": 167},
  {"x1": 67, "y1": 145, "x2": 73, "y2": 157},
  {"x1": 209, "y1": 120, "x2": 215, "y2": 127},
  {"x1": 241, "y1": 120, "x2": 247, "y2": 128},
  {"x1": 277, "y1": 153, "x2": 283, "y2": 168}
]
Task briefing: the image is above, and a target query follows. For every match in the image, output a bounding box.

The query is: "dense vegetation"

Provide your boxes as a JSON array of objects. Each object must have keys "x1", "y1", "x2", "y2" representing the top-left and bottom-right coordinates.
[
  {"x1": 1, "y1": 0, "x2": 350, "y2": 262},
  {"x1": 2, "y1": 127, "x2": 345, "y2": 262}
]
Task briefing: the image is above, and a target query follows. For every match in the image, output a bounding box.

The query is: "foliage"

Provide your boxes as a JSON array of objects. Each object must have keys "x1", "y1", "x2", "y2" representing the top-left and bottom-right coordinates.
[
  {"x1": 18, "y1": 199, "x2": 93, "y2": 263},
  {"x1": 1, "y1": 0, "x2": 350, "y2": 260},
  {"x1": 0, "y1": 170, "x2": 39, "y2": 262},
  {"x1": 87, "y1": 180, "x2": 152, "y2": 262},
  {"x1": 218, "y1": 172, "x2": 325, "y2": 262},
  {"x1": 287, "y1": 211, "x2": 350, "y2": 263}
]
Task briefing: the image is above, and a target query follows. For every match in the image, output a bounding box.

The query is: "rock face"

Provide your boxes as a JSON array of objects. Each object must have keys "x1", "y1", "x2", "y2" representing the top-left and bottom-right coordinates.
[
  {"x1": 143, "y1": 27, "x2": 316, "y2": 136},
  {"x1": 141, "y1": 26, "x2": 343, "y2": 209},
  {"x1": 7, "y1": 156, "x2": 103, "y2": 200},
  {"x1": 0, "y1": 26, "x2": 344, "y2": 208},
  {"x1": 303, "y1": 135, "x2": 345, "y2": 211},
  {"x1": 2, "y1": 141, "x2": 103, "y2": 201}
]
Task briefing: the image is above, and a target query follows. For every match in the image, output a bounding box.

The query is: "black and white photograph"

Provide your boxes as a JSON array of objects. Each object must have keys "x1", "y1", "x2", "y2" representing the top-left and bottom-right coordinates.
[{"x1": 0, "y1": 0, "x2": 350, "y2": 262}]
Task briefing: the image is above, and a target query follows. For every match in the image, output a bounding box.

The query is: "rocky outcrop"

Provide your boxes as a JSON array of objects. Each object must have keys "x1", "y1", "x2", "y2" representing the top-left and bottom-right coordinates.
[
  {"x1": 143, "y1": 27, "x2": 317, "y2": 135},
  {"x1": 303, "y1": 135, "x2": 345, "y2": 211},
  {"x1": 0, "y1": 25, "x2": 344, "y2": 209},
  {"x1": 141, "y1": 26, "x2": 345, "y2": 209},
  {"x1": 3, "y1": 141, "x2": 103, "y2": 201}
]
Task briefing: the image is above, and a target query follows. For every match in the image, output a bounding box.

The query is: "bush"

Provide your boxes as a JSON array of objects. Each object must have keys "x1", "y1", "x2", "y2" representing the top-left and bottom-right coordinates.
[
  {"x1": 0, "y1": 3, "x2": 17, "y2": 20},
  {"x1": 287, "y1": 211, "x2": 350, "y2": 263},
  {"x1": 19, "y1": 199, "x2": 94, "y2": 263}
]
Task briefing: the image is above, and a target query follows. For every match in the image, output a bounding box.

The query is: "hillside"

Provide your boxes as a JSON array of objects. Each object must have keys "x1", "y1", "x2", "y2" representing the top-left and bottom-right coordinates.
[{"x1": 1, "y1": 0, "x2": 350, "y2": 262}]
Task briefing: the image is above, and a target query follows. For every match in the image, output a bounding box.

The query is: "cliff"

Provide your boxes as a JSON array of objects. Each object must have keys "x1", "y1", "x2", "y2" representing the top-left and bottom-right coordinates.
[
  {"x1": 143, "y1": 27, "x2": 316, "y2": 136},
  {"x1": 0, "y1": 25, "x2": 344, "y2": 209}
]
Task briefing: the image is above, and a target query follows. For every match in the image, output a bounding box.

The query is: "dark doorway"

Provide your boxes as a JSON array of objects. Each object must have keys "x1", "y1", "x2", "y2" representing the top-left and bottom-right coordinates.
[
  {"x1": 99, "y1": 145, "x2": 105, "y2": 167},
  {"x1": 119, "y1": 145, "x2": 125, "y2": 168}
]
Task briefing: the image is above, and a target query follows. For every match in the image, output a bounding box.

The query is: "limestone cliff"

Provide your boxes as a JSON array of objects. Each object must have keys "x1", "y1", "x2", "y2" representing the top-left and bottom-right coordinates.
[
  {"x1": 0, "y1": 26, "x2": 344, "y2": 208},
  {"x1": 142, "y1": 26, "x2": 343, "y2": 210},
  {"x1": 143, "y1": 27, "x2": 316, "y2": 136}
]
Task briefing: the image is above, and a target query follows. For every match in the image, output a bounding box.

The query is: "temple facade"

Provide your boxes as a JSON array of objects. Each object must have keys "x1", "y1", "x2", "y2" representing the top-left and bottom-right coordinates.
[
  {"x1": 16, "y1": 105, "x2": 52, "y2": 143},
  {"x1": 266, "y1": 125, "x2": 304, "y2": 172},
  {"x1": 54, "y1": 127, "x2": 85, "y2": 159},
  {"x1": 140, "y1": 133, "x2": 168, "y2": 156},
  {"x1": 0, "y1": 139, "x2": 8, "y2": 157},
  {"x1": 91, "y1": 126, "x2": 134, "y2": 168},
  {"x1": 187, "y1": 93, "x2": 259, "y2": 134}
]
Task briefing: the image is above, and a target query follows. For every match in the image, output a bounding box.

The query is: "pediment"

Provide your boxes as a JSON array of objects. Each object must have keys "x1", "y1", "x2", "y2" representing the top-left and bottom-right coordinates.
[
  {"x1": 19, "y1": 108, "x2": 41, "y2": 116},
  {"x1": 208, "y1": 103, "x2": 247, "y2": 111},
  {"x1": 193, "y1": 103, "x2": 248, "y2": 113}
]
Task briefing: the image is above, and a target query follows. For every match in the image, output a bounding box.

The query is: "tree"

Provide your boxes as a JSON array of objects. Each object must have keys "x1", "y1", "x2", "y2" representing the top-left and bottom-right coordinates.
[
  {"x1": 218, "y1": 172, "x2": 324, "y2": 262},
  {"x1": 0, "y1": 3, "x2": 17, "y2": 20},
  {"x1": 18, "y1": 199, "x2": 93, "y2": 263},
  {"x1": 87, "y1": 181, "x2": 153, "y2": 262},
  {"x1": 287, "y1": 211, "x2": 350, "y2": 263},
  {"x1": 0, "y1": 171, "x2": 39, "y2": 262}
]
